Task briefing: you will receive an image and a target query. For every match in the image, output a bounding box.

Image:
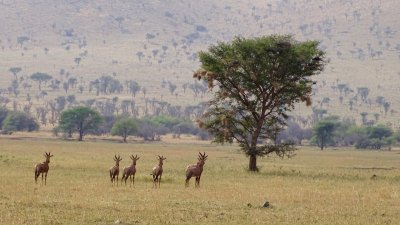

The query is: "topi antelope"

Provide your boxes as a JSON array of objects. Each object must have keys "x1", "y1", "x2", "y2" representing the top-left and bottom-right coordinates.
[
  {"x1": 185, "y1": 152, "x2": 208, "y2": 188},
  {"x1": 121, "y1": 154, "x2": 140, "y2": 187},
  {"x1": 34, "y1": 152, "x2": 53, "y2": 185},
  {"x1": 109, "y1": 155, "x2": 122, "y2": 186},
  {"x1": 151, "y1": 155, "x2": 166, "y2": 188}
]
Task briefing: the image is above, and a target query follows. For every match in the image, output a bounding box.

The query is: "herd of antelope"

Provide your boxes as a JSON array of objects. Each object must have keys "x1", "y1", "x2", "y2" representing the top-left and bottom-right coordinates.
[{"x1": 34, "y1": 151, "x2": 208, "y2": 188}]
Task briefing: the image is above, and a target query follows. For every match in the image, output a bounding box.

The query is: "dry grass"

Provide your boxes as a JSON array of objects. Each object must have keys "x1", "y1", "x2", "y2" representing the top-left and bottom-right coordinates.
[{"x1": 0, "y1": 137, "x2": 399, "y2": 225}]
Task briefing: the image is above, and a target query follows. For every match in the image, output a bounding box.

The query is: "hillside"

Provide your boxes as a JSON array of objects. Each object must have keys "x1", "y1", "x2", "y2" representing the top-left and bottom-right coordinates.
[{"x1": 0, "y1": 0, "x2": 399, "y2": 128}]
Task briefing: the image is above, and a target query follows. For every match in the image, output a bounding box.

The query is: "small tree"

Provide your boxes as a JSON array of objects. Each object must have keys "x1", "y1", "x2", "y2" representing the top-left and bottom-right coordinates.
[
  {"x1": 111, "y1": 117, "x2": 138, "y2": 142},
  {"x1": 312, "y1": 117, "x2": 340, "y2": 150},
  {"x1": 194, "y1": 35, "x2": 326, "y2": 171},
  {"x1": 2, "y1": 111, "x2": 39, "y2": 133},
  {"x1": 58, "y1": 106, "x2": 103, "y2": 141},
  {"x1": 0, "y1": 107, "x2": 9, "y2": 128},
  {"x1": 9, "y1": 67, "x2": 22, "y2": 80},
  {"x1": 30, "y1": 72, "x2": 52, "y2": 90}
]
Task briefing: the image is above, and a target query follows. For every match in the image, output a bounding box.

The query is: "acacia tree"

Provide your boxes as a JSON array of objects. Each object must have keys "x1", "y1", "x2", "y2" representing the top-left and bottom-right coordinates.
[
  {"x1": 30, "y1": 72, "x2": 52, "y2": 90},
  {"x1": 9, "y1": 67, "x2": 22, "y2": 80},
  {"x1": 111, "y1": 117, "x2": 138, "y2": 142},
  {"x1": 58, "y1": 106, "x2": 103, "y2": 141},
  {"x1": 194, "y1": 35, "x2": 326, "y2": 171},
  {"x1": 312, "y1": 118, "x2": 339, "y2": 150}
]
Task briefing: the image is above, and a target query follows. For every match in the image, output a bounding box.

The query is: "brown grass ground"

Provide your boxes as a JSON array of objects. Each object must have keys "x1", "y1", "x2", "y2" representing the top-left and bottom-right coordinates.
[{"x1": 0, "y1": 135, "x2": 399, "y2": 225}]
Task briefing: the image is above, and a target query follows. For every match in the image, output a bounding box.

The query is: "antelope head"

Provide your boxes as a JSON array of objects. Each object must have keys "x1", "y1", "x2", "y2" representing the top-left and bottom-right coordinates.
[
  {"x1": 130, "y1": 154, "x2": 140, "y2": 165},
  {"x1": 114, "y1": 155, "x2": 122, "y2": 166},
  {"x1": 197, "y1": 152, "x2": 208, "y2": 166},
  {"x1": 44, "y1": 152, "x2": 53, "y2": 163},
  {"x1": 157, "y1": 155, "x2": 166, "y2": 165}
]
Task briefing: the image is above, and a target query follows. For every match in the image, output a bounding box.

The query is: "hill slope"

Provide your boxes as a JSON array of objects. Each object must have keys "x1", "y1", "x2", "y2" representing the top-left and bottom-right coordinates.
[{"x1": 0, "y1": 0, "x2": 399, "y2": 127}]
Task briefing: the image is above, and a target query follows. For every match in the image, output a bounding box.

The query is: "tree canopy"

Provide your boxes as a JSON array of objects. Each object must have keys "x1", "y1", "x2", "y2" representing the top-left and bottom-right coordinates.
[
  {"x1": 312, "y1": 116, "x2": 340, "y2": 150},
  {"x1": 30, "y1": 72, "x2": 52, "y2": 90},
  {"x1": 2, "y1": 111, "x2": 39, "y2": 133},
  {"x1": 58, "y1": 106, "x2": 103, "y2": 141},
  {"x1": 111, "y1": 117, "x2": 138, "y2": 142},
  {"x1": 194, "y1": 35, "x2": 326, "y2": 171}
]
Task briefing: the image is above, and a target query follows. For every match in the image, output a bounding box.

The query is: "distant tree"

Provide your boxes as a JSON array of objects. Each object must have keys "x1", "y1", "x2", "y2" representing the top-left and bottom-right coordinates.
[
  {"x1": 168, "y1": 82, "x2": 177, "y2": 95},
  {"x1": 373, "y1": 113, "x2": 380, "y2": 122},
  {"x1": 58, "y1": 106, "x2": 103, "y2": 141},
  {"x1": 136, "y1": 51, "x2": 144, "y2": 61},
  {"x1": 9, "y1": 67, "x2": 22, "y2": 80},
  {"x1": 360, "y1": 112, "x2": 368, "y2": 125},
  {"x1": 66, "y1": 95, "x2": 76, "y2": 106},
  {"x1": 194, "y1": 35, "x2": 326, "y2": 171},
  {"x1": 9, "y1": 80, "x2": 19, "y2": 97},
  {"x1": 78, "y1": 85, "x2": 84, "y2": 94},
  {"x1": 357, "y1": 87, "x2": 369, "y2": 102},
  {"x1": 94, "y1": 75, "x2": 123, "y2": 94},
  {"x1": 383, "y1": 102, "x2": 390, "y2": 115},
  {"x1": 137, "y1": 118, "x2": 168, "y2": 141},
  {"x1": 312, "y1": 117, "x2": 340, "y2": 150},
  {"x1": 17, "y1": 36, "x2": 29, "y2": 47},
  {"x1": 0, "y1": 106, "x2": 9, "y2": 128},
  {"x1": 68, "y1": 77, "x2": 77, "y2": 88},
  {"x1": 182, "y1": 83, "x2": 189, "y2": 93},
  {"x1": 142, "y1": 87, "x2": 147, "y2": 98},
  {"x1": 375, "y1": 96, "x2": 385, "y2": 108},
  {"x1": 115, "y1": 16, "x2": 125, "y2": 27},
  {"x1": 368, "y1": 124, "x2": 393, "y2": 140},
  {"x1": 30, "y1": 72, "x2": 52, "y2": 90},
  {"x1": 126, "y1": 80, "x2": 140, "y2": 97},
  {"x1": 111, "y1": 117, "x2": 138, "y2": 142},
  {"x1": 2, "y1": 111, "x2": 39, "y2": 133},
  {"x1": 74, "y1": 57, "x2": 81, "y2": 65},
  {"x1": 355, "y1": 124, "x2": 395, "y2": 150}
]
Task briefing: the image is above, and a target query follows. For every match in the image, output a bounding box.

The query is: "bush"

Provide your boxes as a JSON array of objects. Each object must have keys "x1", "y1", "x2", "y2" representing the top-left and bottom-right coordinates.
[{"x1": 2, "y1": 111, "x2": 39, "y2": 133}]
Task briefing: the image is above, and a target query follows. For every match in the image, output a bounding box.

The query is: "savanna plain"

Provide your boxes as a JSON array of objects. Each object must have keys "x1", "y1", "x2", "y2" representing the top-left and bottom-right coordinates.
[{"x1": 0, "y1": 137, "x2": 399, "y2": 225}]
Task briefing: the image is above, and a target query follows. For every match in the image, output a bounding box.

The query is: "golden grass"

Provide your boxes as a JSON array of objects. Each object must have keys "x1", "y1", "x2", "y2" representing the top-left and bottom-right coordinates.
[{"x1": 0, "y1": 138, "x2": 399, "y2": 225}]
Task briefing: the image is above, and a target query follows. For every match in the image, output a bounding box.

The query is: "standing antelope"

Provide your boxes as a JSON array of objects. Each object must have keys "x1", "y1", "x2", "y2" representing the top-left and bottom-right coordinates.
[
  {"x1": 34, "y1": 152, "x2": 53, "y2": 185},
  {"x1": 185, "y1": 152, "x2": 208, "y2": 188},
  {"x1": 121, "y1": 154, "x2": 140, "y2": 187},
  {"x1": 151, "y1": 155, "x2": 166, "y2": 188},
  {"x1": 109, "y1": 155, "x2": 122, "y2": 186}
]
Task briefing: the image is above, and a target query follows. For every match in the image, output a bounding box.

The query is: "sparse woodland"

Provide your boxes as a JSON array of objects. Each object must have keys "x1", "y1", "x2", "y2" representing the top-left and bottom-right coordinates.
[{"x1": 0, "y1": 0, "x2": 399, "y2": 147}]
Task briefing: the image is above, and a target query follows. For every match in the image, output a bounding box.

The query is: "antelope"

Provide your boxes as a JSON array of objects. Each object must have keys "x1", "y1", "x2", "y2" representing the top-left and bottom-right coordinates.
[
  {"x1": 121, "y1": 154, "x2": 140, "y2": 187},
  {"x1": 185, "y1": 152, "x2": 208, "y2": 188},
  {"x1": 34, "y1": 152, "x2": 53, "y2": 185},
  {"x1": 109, "y1": 155, "x2": 122, "y2": 186},
  {"x1": 151, "y1": 155, "x2": 166, "y2": 188}
]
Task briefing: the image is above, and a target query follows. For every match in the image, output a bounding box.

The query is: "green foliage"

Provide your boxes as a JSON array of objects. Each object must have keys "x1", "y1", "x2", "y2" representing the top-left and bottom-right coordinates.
[
  {"x1": 312, "y1": 116, "x2": 341, "y2": 150},
  {"x1": 136, "y1": 117, "x2": 169, "y2": 141},
  {"x1": 0, "y1": 107, "x2": 9, "y2": 128},
  {"x1": 111, "y1": 117, "x2": 138, "y2": 142},
  {"x1": 311, "y1": 116, "x2": 397, "y2": 150},
  {"x1": 354, "y1": 124, "x2": 394, "y2": 149},
  {"x1": 58, "y1": 106, "x2": 103, "y2": 141},
  {"x1": 151, "y1": 115, "x2": 180, "y2": 128},
  {"x1": 9, "y1": 67, "x2": 22, "y2": 78},
  {"x1": 30, "y1": 72, "x2": 52, "y2": 90},
  {"x1": 368, "y1": 124, "x2": 393, "y2": 140},
  {"x1": 194, "y1": 35, "x2": 326, "y2": 171},
  {"x1": 2, "y1": 111, "x2": 39, "y2": 133}
]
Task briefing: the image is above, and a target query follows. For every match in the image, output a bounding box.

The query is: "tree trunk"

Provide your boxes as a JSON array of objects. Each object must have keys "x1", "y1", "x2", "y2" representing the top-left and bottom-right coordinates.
[
  {"x1": 123, "y1": 135, "x2": 127, "y2": 143},
  {"x1": 249, "y1": 155, "x2": 258, "y2": 171},
  {"x1": 79, "y1": 130, "x2": 83, "y2": 141}
]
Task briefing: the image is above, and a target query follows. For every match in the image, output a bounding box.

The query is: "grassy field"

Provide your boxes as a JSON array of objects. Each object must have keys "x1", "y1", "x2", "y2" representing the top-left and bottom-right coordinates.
[{"x1": 0, "y1": 137, "x2": 399, "y2": 225}]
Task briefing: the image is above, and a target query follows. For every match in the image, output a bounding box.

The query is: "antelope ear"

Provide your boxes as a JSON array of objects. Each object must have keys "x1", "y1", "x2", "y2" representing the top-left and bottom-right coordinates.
[
  {"x1": 137, "y1": 157, "x2": 140, "y2": 160},
  {"x1": 50, "y1": 155, "x2": 54, "y2": 157}
]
